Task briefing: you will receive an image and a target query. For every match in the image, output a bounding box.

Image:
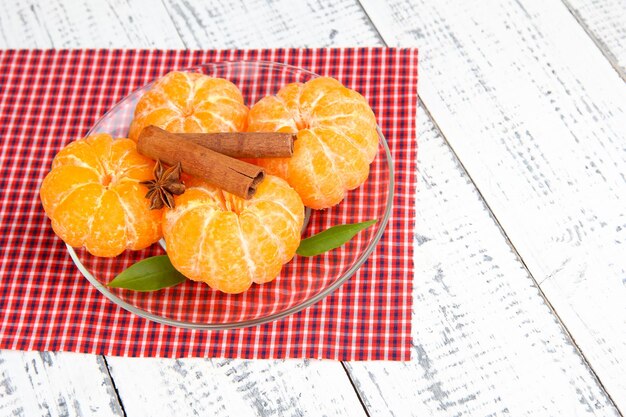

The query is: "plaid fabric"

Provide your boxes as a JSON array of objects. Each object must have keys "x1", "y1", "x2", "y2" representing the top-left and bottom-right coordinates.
[{"x1": 0, "y1": 48, "x2": 417, "y2": 360}]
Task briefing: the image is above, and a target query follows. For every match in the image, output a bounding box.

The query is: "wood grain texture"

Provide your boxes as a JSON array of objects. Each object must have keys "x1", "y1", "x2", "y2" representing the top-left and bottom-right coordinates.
[
  {"x1": 105, "y1": 357, "x2": 368, "y2": 417},
  {"x1": 94, "y1": 2, "x2": 377, "y2": 415},
  {"x1": 0, "y1": 0, "x2": 623, "y2": 416},
  {"x1": 0, "y1": 2, "x2": 376, "y2": 416},
  {"x1": 345, "y1": 105, "x2": 619, "y2": 416},
  {"x1": 161, "y1": 0, "x2": 382, "y2": 48},
  {"x1": 0, "y1": 0, "x2": 184, "y2": 48},
  {"x1": 0, "y1": 350, "x2": 123, "y2": 416},
  {"x1": 360, "y1": 0, "x2": 626, "y2": 410},
  {"x1": 89, "y1": 0, "x2": 622, "y2": 414},
  {"x1": 563, "y1": 0, "x2": 626, "y2": 78}
]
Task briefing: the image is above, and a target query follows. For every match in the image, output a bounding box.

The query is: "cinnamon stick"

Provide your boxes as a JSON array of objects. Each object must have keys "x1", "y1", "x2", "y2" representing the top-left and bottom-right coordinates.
[
  {"x1": 137, "y1": 126, "x2": 265, "y2": 199},
  {"x1": 141, "y1": 125, "x2": 295, "y2": 158}
]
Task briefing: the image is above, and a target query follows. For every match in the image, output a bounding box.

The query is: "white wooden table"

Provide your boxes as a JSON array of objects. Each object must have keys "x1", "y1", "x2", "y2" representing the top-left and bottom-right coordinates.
[{"x1": 1, "y1": 0, "x2": 625, "y2": 416}]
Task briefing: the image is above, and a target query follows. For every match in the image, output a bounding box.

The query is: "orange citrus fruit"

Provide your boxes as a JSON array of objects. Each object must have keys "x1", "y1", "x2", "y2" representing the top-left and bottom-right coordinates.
[
  {"x1": 247, "y1": 77, "x2": 378, "y2": 209},
  {"x1": 128, "y1": 71, "x2": 248, "y2": 141},
  {"x1": 163, "y1": 175, "x2": 304, "y2": 294},
  {"x1": 40, "y1": 133, "x2": 163, "y2": 257}
]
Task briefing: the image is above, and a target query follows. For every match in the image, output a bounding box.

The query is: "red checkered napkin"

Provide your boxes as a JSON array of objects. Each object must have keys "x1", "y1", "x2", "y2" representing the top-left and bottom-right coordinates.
[{"x1": 0, "y1": 48, "x2": 417, "y2": 360}]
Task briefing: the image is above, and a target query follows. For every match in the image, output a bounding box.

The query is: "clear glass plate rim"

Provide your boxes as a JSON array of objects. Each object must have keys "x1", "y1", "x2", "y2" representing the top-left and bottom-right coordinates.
[{"x1": 67, "y1": 60, "x2": 394, "y2": 330}]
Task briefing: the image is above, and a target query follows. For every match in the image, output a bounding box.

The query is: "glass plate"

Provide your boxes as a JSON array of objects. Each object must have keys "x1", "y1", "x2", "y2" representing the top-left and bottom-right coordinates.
[{"x1": 67, "y1": 60, "x2": 394, "y2": 329}]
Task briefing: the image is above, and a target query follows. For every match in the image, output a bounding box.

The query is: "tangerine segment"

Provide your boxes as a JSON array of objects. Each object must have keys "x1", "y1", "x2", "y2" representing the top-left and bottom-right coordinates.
[
  {"x1": 128, "y1": 71, "x2": 248, "y2": 141},
  {"x1": 200, "y1": 211, "x2": 253, "y2": 294},
  {"x1": 162, "y1": 206, "x2": 210, "y2": 280},
  {"x1": 40, "y1": 134, "x2": 163, "y2": 257},
  {"x1": 84, "y1": 188, "x2": 127, "y2": 256},
  {"x1": 239, "y1": 211, "x2": 284, "y2": 284},
  {"x1": 310, "y1": 127, "x2": 370, "y2": 190},
  {"x1": 247, "y1": 77, "x2": 379, "y2": 209},
  {"x1": 163, "y1": 175, "x2": 304, "y2": 294},
  {"x1": 112, "y1": 182, "x2": 163, "y2": 250},
  {"x1": 246, "y1": 95, "x2": 298, "y2": 133}
]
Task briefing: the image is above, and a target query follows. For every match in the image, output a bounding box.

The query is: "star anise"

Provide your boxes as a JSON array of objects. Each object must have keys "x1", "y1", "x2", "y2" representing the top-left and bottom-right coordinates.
[{"x1": 140, "y1": 159, "x2": 185, "y2": 210}]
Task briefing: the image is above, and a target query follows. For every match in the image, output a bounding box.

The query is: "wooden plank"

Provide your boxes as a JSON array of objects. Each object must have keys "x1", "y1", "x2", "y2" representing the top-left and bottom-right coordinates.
[
  {"x1": 0, "y1": 2, "x2": 373, "y2": 416},
  {"x1": 345, "y1": 105, "x2": 619, "y2": 416},
  {"x1": 161, "y1": 0, "x2": 382, "y2": 47},
  {"x1": 563, "y1": 0, "x2": 626, "y2": 78},
  {"x1": 105, "y1": 357, "x2": 368, "y2": 417},
  {"x1": 360, "y1": 0, "x2": 626, "y2": 411},
  {"x1": 1, "y1": 0, "x2": 621, "y2": 416},
  {"x1": 97, "y1": 2, "x2": 377, "y2": 415},
  {"x1": 0, "y1": 350, "x2": 123, "y2": 417},
  {"x1": 0, "y1": 0, "x2": 184, "y2": 48},
  {"x1": 115, "y1": 0, "x2": 619, "y2": 415},
  {"x1": 0, "y1": 2, "x2": 147, "y2": 416}
]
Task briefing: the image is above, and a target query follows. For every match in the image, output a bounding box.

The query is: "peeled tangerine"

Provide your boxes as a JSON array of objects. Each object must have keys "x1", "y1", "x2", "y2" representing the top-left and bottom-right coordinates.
[
  {"x1": 163, "y1": 175, "x2": 304, "y2": 294},
  {"x1": 40, "y1": 133, "x2": 163, "y2": 257},
  {"x1": 128, "y1": 71, "x2": 248, "y2": 141},
  {"x1": 247, "y1": 77, "x2": 379, "y2": 209}
]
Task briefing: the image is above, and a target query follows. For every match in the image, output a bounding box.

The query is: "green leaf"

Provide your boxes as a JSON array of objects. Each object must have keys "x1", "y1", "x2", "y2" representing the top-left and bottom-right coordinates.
[
  {"x1": 296, "y1": 219, "x2": 378, "y2": 257},
  {"x1": 107, "y1": 255, "x2": 186, "y2": 291}
]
